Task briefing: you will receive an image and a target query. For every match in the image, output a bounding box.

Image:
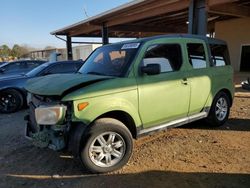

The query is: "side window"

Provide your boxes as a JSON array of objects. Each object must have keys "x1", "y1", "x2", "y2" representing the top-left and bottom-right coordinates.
[
  {"x1": 76, "y1": 62, "x2": 83, "y2": 70},
  {"x1": 3, "y1": 62, "x2": 21, "y2": 72},
  {"x1": 47, "y1": 63, "x2": 78, "y2": 74},
  {"x1": 44, "y1": 64, "x2": 62, "y2": 74},
  {"x1": 61, "y1": 63, "x2": 80, "y2": 73},
  {"x1": 143, "y1": 44, "x2": 182, "y2": 73},
  {"x1": 210, "y1": 44, "x2": 230, "y2": 66},
  {"x1": 187, "y1": 43, "x2": 207, "y2": 69},
  {"x1": 26, "y1": 61, "x2": 40, "y2": 69}
]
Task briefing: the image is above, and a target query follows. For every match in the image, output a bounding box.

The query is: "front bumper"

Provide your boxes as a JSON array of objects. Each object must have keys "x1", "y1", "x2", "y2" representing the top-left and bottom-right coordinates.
[
  {"x1": 25, "y1": 99, "x2": 67, "y2": 151},
  {"x1": 25, "y1": 114, "x2": 66, "y2": 151}
]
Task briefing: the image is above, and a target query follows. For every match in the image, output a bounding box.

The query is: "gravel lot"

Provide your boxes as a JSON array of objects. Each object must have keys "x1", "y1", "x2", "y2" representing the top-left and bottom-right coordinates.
[{"x1": 0, "y1": 73, "x2": 249, "y2": 188}]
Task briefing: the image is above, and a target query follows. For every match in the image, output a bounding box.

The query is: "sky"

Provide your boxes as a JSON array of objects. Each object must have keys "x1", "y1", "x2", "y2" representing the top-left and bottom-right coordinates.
[{"x1": 0, "y1": 0, "x2": 131, "y2": 49}]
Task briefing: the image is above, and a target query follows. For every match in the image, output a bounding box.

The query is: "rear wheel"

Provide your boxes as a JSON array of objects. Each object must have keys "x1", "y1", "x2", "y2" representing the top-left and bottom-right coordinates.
[
  {"x1": 0, "y1": 89, "x2": 23, "y2": 113},
  {"x1": 79, "y1": 118, "x2": 133, "y2": 173},
  {"x1": 206, "y1": 92, "x2": 230, "y2": 126}
]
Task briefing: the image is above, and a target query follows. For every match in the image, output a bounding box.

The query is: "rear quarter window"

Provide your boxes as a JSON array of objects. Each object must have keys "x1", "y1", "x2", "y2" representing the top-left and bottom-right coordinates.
[{"x1": 210, "y1": 44, "x2": 230, "y2": 66}]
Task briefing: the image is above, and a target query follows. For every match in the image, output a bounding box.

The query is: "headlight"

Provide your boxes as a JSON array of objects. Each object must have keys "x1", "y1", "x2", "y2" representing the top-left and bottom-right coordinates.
[{"x1": 35, "y1": 105, "x2": 67, "y2": 125}]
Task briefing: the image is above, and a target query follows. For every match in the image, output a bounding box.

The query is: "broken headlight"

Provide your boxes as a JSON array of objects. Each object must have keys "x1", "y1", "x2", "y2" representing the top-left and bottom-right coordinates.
[{"x1": 35, "y1": 105, "x2": 67, "y2": 125}]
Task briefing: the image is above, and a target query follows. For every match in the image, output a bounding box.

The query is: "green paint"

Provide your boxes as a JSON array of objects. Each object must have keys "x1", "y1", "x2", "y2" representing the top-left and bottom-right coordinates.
[{"x1": 26, "y1": 35, "x2": 234, "y2": 132}]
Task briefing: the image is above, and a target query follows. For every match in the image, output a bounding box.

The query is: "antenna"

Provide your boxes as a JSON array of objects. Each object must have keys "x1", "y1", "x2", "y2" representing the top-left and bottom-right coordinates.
[{"x1": 83, "y1": 6, "x2": 89, "y2": 18}]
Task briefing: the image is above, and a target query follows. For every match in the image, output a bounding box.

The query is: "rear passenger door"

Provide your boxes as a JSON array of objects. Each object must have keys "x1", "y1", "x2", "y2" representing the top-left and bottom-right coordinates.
[
  {"x1": 184, "y1": 41, "x2": 211, "y2": 115},
  {"x1": 136, "y1": 41, "x2": 190, "y2": 128}
]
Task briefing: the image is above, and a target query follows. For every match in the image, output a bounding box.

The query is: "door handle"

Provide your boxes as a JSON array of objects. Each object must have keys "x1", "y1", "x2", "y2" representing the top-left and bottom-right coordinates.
[{"x1": 181, "y1": 78, "x2": 188, "y2": 85}]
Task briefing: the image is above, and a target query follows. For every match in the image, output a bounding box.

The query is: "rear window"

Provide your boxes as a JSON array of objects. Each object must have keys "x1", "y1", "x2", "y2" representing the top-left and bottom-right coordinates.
[{"x1": 210, "y1": 44, "x2": 230, "y2": 66}]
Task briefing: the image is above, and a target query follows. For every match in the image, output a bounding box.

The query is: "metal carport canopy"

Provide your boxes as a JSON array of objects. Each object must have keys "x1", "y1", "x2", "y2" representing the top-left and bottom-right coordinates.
[
  {"x1": 51, "y1": 0, "x2": 250, "y2": 38},
  {"x1": 50, "y1": 0, "x2": 250, "y2": 60}
]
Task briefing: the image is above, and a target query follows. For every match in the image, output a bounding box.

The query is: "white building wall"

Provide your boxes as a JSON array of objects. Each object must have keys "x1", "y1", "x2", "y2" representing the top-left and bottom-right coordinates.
[
  {"x1": 73, "y1": 44, "x2": 101, "y2": 61},
  {"x1": 215, "y1": 18, "x2": 250, "y2": 71}
]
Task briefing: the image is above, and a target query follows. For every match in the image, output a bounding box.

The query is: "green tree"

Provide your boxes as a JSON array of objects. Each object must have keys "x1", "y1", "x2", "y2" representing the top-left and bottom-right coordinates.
[
  {"x1": 11, "y1": 44, "x2": 21, "y2": 57},
  {"x1": 19, "y1": 45, "x2": 29, "y2": 57},
  {"x1": 11, "y1": 44, "x2": 29, "y2": 58},
  {"x1": 0, "y1": 45, "x2": 11, "y2": 57}
]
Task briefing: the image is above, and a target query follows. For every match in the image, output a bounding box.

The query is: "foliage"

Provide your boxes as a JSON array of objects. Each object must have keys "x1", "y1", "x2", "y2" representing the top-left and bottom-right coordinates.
[
  {"x1": 0, "y1": 44, "x2": 29, "y2": 60},
  {"x1": 0, "y1": 45, "x2": 11, "y2": 57}
]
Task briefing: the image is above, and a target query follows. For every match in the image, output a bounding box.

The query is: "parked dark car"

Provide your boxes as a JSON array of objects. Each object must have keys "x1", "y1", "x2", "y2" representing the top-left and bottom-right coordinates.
[
  {"x1": 0, "y1": 60, "x2": 83, "y2": 113},
  {"x1": 0, "y1": 60, "x2": 46, "y2": 77},
  {"x1": 0, "y1": 62, "x2": 8, "y2": 68},
  {"x1": 242, "y1": 78, "x2": 250, "y2": 90},
  {"x1": 0, "y1": 62, "x2": 8, "y2": 65}
]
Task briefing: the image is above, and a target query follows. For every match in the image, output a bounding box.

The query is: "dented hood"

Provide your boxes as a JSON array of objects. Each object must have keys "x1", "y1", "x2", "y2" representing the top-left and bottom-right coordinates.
[{"x1": 25, "y1": 73, "x2": 113, "y2": 96}]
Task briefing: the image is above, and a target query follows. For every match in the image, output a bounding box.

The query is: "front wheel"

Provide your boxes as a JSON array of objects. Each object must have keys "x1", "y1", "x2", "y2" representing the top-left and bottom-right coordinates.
[
  {"x1": 79, "y1": 118, "x2": 133, "y2": 173},
  {"x1": 206, "y1": 92, "x2": 231, "y2": 127},
  {"x1": 0, "y1": 89, "x2": 23, "y2": 113}
]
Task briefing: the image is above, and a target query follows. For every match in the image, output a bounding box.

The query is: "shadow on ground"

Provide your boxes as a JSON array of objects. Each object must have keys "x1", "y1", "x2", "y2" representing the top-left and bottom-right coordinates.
[
  {"x1": 235, "y1": 86, "x2": 250, "y2": 93},
  {"x1": 181, "y1": 118, "x2": 250, "y2": 132},
  {"x1": 2, "y1": 170, "x2": 249, "y2": 188}
]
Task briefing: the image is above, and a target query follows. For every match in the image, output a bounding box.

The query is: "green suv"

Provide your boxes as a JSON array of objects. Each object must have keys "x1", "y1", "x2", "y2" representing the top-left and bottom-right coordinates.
[{"x1": 25, "y1": 34, "x2": 234, "y2": 173}]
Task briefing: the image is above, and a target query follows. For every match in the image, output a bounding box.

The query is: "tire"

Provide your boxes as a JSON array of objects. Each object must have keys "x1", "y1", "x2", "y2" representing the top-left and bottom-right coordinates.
[
  {"x1": 79, "y1": 118, "x2": 133, "y2": 173},
  {"x1": 0, "y1": 89, "x2": 23, "y2": 113},
  {"x1": 205, "y1": 92, "x2": 230, "y2": 127}
]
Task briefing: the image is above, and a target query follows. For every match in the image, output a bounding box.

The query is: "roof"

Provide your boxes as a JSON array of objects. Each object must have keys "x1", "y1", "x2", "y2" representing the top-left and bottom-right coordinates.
[
  {"x1": 45, "y1": 60, "x2": 83, "y2": 65},
  {"x1": 51, "y1": 0, "x2": 250, "y2": 38},
  {"x1": 99, "y1": 34, "x2": 226, "y2": 47}
]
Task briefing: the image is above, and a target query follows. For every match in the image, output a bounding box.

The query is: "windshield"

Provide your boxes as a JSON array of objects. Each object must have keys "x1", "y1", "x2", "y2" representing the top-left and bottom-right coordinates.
[
  {"x1": 0, "y1": 63, "x2": 8, "y2": 68},
  {"x1": 78, "y1": 43, "x2": 140, "y2": 77},
  {"x1": 25, "y1": 63, "x2": 49, "y2": 77}
]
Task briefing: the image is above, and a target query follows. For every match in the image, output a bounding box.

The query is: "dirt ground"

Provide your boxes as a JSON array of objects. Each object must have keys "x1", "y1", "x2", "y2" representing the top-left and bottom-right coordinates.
[{"x1": 0, "y1": 73, "x2": 250, "y2": 188}]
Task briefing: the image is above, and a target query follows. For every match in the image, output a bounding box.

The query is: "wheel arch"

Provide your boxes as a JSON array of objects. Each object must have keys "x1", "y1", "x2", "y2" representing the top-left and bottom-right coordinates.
[
  {"x1": 1, "y1": 87, "x2": 26, "y2": 101},
  {"x1": 217, "y1": 88, "x2": 233, "y2": 107},
  {"x1": 97, "y1": 110, "x2": 138, "y2": 139},
  {"x1": 205, "y1": 88, "x2": 232, "y2": 127},
  {"x1": 68, "y1": 110, "x2": 138, "y2": 156}
]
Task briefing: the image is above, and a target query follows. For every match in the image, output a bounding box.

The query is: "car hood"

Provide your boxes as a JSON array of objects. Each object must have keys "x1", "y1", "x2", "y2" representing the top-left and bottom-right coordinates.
[
  {"x1": 25, "y1": 73, "x2": 113, "y2": 96},
  {"x1": 0, "y1": 74, "x2": 26, "y2": 81}
]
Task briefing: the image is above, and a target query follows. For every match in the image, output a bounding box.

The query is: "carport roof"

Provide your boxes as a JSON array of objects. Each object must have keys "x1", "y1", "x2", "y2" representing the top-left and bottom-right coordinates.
[{"x1": 51, "y1": 0, "x2": 250, "y2": 38}]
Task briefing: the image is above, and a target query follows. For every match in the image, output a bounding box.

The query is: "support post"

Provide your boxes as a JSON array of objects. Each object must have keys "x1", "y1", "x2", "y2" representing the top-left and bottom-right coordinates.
[
  {"x1": 188, "y1": 0, "x2": 207, "y2": 35},
  {"x1": 102, "y1": 24, "x2": 109, "y2": 45},
  {"x1": 66, "y1": 35, "x2": 73, "y2": 60}
]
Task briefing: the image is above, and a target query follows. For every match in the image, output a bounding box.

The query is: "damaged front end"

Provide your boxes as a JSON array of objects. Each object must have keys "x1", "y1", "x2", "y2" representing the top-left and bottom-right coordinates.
[{"x1": 25, "y1": 94, "x2": 72, "y2": 151}]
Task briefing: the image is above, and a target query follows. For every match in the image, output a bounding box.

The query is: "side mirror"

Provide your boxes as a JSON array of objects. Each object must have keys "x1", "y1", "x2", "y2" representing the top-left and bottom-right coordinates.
[{"x1": 141, "y1": 64, "x2": 160, "y2": 75}]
